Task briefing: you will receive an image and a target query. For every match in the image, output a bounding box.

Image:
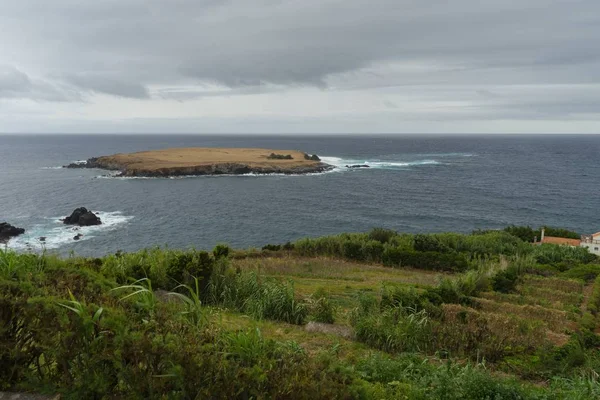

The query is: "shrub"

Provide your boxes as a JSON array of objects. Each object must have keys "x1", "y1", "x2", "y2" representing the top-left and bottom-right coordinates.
[
  {"x1": 361, "y1": 240, "x2": 385, "y2": 262},
  {"x1": 212, "y1": 244, "x2": 231, "y2": 259},
  {"x1": 432, "y1": 231, "x2": 529, "y2": 257},
  {"x1": 533, "y1": 244, "x2": 596, "y2": 265},
  {"x1": 342, "y1": 240, "x2": 364, "y2": 260},
  {"x1": 504, "y1": 225, "x2": 580, "y2": 242},
  {"x1": 561, "y1": 264, "x2": 600, "y2": 283},
  {"x1": 382, "y1": 248, "x2": 469, "y2": 272},
  {"x1": 491, "y1": 266, "x2": 520, "y2": 293},
  {"x1": 504, "y1": 225, "x2": 537, "y2": 242},
  {"x1": 262, "y1": 244, "x2": 282, "y2": 251},
  {"x1": 413, "y1": 234, "x2": 451, "y2": 253},
  {"x1": 267, "y1": 153, "x2": 293, "y2": 160},
  {"x1": 368, "y1": 227, "x2": 397, "y2": 244},
  {"x1": 542, "y1": 226, "x2": 581, "y2": 240}
]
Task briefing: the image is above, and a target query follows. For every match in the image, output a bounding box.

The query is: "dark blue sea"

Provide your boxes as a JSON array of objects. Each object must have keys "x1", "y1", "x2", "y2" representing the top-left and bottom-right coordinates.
[{"x1": 1, "y1": 134, "x2": 599, "y2": 257}]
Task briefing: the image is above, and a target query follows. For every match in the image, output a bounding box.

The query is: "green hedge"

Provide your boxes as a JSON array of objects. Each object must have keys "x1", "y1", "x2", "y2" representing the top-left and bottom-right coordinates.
[{"x1": 382, "y1": 248, "x2": 469, "y2": 272}]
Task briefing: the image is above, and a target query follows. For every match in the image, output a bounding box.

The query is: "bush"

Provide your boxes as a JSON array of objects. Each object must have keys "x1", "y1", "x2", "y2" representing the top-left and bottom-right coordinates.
[
  {"x1": 212, "y1": 244, "x2": 231, "y2": 259},
  {"x1": 533, "y1": 244, "x2": 596, "y2": 265},
  {"x1": 504, "y1": 225, "x2": 537, "y2": 242},
  {"x1": 368, "y1": 227, "x2": 397, "y2": 244},
  {"x1": 432, "y1": 231, "x2": 529, "y2": 257},
  {"x1": 542, "y1": 226, "x2": 581, "y2": 240},
  {"x1": 413, "y1": 234, "x2": 451, "y2": 253},
  {"x1": 491, "y1": 267, "x2": 520, "y2": 293},
  {"x1": 382, "y1": 248, "x2": 469, "y2": 272},
  {"x1": 504, "y1": 225, "x2": 580, "y2": 242},
  {"x1": 262, "y1": 244, "x2": 282, "y2": 251},
  {"x1": 561, "y1": 264, "x2": 600, "y2": 282},
  {"x1": 267, "y1": 153, "x2": 293, "y2": 159}
]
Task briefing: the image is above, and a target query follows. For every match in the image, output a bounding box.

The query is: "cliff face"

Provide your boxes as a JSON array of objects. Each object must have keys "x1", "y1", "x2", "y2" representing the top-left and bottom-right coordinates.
[{"x1": 64, "y1": 148, "x2": 333, "y2": 176}]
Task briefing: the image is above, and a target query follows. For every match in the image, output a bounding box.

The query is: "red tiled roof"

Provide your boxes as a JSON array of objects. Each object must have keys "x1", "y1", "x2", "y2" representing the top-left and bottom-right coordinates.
[{"x1": 541, "y1": 236, "x2": 581, "y2": 246}]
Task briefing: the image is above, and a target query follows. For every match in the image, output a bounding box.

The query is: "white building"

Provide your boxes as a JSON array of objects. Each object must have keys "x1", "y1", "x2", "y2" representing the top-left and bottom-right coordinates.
[{"x1": 580, "y1": 232, "x2": 600, "y2": 256}]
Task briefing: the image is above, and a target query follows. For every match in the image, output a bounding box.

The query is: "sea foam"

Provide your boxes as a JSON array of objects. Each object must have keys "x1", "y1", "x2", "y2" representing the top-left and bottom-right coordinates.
[{"x1": 7, "y1": 211, "x2": 133, "y2": 251}]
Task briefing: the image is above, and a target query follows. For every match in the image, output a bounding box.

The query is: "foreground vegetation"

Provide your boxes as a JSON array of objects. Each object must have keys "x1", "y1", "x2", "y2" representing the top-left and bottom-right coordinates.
[{"x1": 1, "y1": 227, "x2": 600, "y2": 399}]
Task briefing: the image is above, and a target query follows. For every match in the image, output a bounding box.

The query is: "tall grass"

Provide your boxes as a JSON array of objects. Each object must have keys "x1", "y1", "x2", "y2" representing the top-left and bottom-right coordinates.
[
  {"x1": 208, "y1": 268, "x2": 307, "y2": 324},
  {"x1": 351, "y1": 298, "x2": 431, "y2": 353},
  {"x1": 168, "y1": 277, "x2": 207, "y2": 328},
  {"x1": 112, "y1": 277, "x2": 157, "y2": 314}
]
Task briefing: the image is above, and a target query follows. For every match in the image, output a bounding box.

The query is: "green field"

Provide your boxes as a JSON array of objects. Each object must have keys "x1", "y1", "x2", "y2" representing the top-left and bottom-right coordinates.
[{"x1": 2, "y1": 228, "x2": 600, "y2": 399}]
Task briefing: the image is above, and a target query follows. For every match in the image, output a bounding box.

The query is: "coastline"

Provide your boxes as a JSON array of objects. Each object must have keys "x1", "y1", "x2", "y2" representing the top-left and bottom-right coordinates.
[{"x1": 65, "y1": 147, "x2": 333, "y2": 177}]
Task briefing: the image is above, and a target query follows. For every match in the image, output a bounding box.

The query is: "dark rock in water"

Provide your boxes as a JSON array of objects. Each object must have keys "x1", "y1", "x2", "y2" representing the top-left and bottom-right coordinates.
[
  {"x1": 78, "y1": 212, "x2": 102, "y2": 226},
  {"x1": 39, "y1": 237, "x2": 47, "y2": 242},
  {"x1": 63, "y1": 207, "x2": 102, "y2": 226},
  {"x1": 73, "y1": 233, "x2": 83, "y2": 241},
  {"x1": 345, "y1": 164, "x2": 370, "y2": 168},
  {"x1": 0, "y1": 222, "x2": 25, "y2": 241},
  {"x1": 64, "y1": 157, "x2": 100, "y2": 169}
]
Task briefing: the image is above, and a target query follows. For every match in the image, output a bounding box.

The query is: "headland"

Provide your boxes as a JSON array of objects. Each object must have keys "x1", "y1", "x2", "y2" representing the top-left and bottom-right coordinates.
[{"x1": 65, "y1": 147, "x2": 332, "y2": 177}]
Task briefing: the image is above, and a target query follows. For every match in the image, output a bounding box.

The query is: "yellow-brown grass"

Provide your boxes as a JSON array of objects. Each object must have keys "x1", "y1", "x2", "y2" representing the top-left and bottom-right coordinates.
[
  {"x1": 438, "y1": 304, "x2": 547, "y2": 360},
  {"x1": 521, "y1": 275, "x2": 584, "y2": 293},
  {"x1": 97, "y1": 147, "x2": 321, "y2": 171},
  {"x1": 518, "y1": 286, "x2": 583, "y2": 307},
  {"x1": 469, "y1": 297, "x2": 577, "y2": 333}
]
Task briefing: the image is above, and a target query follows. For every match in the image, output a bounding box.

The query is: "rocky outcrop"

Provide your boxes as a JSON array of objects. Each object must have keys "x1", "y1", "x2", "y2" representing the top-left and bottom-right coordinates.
[
  {"x1": 66, "y1": 158, "x2": 334, "y2": 177},
  {"x1": 346, "y1": 164, "x2": 370, "y2": 168},
  {"x1": 63, "y1": 207, "x2": 102, "y2": 226},
  {"x1": 63, "y1": 158, "x2": 101, "y2": 169},
  {"x1": 0, "y1": 222, "x2": 25, "y2": 242}
]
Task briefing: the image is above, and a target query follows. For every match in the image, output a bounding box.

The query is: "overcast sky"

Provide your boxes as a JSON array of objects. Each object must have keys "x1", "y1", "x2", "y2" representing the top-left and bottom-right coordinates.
[{"x1": 1, "y1": 0, "x2": 599, "y2": 134}]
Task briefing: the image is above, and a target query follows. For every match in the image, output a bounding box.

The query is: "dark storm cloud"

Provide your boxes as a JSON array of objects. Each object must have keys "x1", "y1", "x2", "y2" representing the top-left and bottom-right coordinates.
[{"x1": 1, "y1": 0, "x2": 599, "y2": 114}]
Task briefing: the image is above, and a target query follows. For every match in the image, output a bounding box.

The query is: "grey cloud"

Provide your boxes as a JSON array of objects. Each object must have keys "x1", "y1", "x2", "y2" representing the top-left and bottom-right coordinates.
[
  {"x1": 2, "y1": 0, "x2": 600, "y2": 89},
  {"x1": 0, "y1": 65, "x2": 80, "y2": 101},
  {"x1": 0, "y1": 66, "x2": 31, "y2": 93},
  {"x1": 64, "y1": 73, "x2": 149, "y2": 99},
  {"x1": 0, "y1": 0, "x2": 599, "y2": 129}
]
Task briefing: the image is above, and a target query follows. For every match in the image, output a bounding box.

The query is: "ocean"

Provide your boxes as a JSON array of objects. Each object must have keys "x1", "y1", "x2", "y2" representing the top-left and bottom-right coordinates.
[{"x1": 1, "y1": 134, "x2": 599, "y2": 257}]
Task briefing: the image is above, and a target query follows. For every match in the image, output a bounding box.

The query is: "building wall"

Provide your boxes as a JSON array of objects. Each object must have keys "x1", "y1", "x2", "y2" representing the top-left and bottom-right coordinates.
[{"x1": 581, "y1": 242, "x2": 600, "y2": 256}]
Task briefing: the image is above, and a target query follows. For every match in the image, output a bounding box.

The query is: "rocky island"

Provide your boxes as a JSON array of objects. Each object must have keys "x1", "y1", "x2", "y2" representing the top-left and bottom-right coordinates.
[{"x1": 65, "y1": 147, "x2": 332, "y2": 177}]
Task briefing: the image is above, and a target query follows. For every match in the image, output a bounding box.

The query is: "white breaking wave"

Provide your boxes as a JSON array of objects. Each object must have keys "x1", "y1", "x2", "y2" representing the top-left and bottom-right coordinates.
[
  {"x1": 41, "y1": 160, "x2": 87, "y2": 170},
  {"x1": 7, "y1": 211, "x2": 134, "y2": 251},
  {"x1": 319, "y1": 156, "x2": 441, "y2": 170}
]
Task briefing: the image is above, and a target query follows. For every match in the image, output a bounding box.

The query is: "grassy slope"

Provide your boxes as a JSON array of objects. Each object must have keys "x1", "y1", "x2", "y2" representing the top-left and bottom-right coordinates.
[{"x1": 2, "y1": 229, "x2": 600, "y2": 399}]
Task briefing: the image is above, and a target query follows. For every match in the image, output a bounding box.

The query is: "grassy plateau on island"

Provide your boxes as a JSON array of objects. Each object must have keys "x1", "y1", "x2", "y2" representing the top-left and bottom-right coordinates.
[
  {"x1": 74, "y1": 147, "x2": 328, "y2": 176},
  {"x1": 2, "y1": 226, "x2": 600, "y2": 399}
]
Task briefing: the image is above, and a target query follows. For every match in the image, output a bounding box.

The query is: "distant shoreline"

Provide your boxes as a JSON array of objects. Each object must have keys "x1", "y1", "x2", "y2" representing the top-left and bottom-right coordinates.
[{"x1": 65, "y1": 147, "x2": 333, "y2": 177}]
